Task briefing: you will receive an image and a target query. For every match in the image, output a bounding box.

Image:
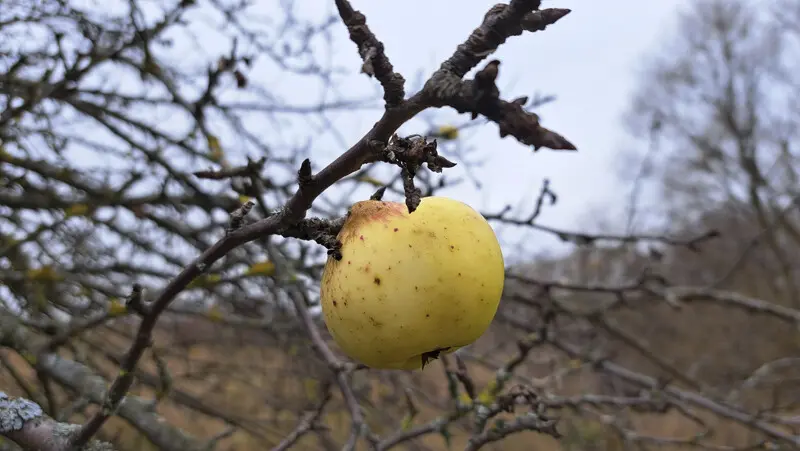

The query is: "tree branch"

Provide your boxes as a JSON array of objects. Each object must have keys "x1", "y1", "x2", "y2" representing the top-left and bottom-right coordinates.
[
  {"x1": 335, "y1": 0, "x2": 405, "y2": 107},
  {"x1": 1, "y1": 392, "x2": 113, "y2": 451},
  {"x1": 0, "y1": 311, "x2": 208, "y2": 451}
]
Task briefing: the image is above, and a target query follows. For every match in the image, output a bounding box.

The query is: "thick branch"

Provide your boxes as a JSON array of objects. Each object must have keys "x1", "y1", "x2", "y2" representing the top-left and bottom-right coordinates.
[
  {"x1": 0, "y1": 312, "x2": 208, "y2": 451},
  {"x1": 1, "y1": 392, "x2": 113, "y2": 451}
]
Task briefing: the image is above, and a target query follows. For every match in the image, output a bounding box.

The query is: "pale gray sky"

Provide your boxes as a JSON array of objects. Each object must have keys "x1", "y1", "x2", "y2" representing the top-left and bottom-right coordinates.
[
  {"x1": 296, "y1": 0, "x2": 693, "y2": 260},
  {"x1": 64, "y1": 0, "x2": 694, "y2": 263}
]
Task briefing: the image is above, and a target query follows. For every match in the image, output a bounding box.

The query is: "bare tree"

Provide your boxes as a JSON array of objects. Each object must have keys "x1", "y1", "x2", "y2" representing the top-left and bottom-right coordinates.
[
  {"x1": 621, "y1": 0, "x2": 800, "y2": 301},
  {"x1": 581, "y1": 0, "x2": 800, "y2": 446}
]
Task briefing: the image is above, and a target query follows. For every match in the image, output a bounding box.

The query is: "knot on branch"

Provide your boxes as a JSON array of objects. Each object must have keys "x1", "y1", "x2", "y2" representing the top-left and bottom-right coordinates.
[
  {"x1": 226, "y1": 199, "x2": 255, "y2": 235},
  {"x1": 471, "y1": 60, "x2": 501, "y2": 120},
  {"x1": 379, "y1": 134, "x2": 456, "y2": 175},
  {"x1": 377, "y1": 134, "x2": 456, "y2": 212},
  {"x1": 297, "y1": 158, "x2": 314, "y2": 188},
  {"x1": 282, "y1": 216, "x2": 346, "y2": 261}
]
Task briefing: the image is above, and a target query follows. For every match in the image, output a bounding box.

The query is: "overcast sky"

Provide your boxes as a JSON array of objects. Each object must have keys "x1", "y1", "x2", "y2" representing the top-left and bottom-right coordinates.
[
  {"x1": 296, "y1": 0, "x2": 694, "y2": 260},
  {"x1": 69, "y1": 0, "x2": 695, "y2": 263}
]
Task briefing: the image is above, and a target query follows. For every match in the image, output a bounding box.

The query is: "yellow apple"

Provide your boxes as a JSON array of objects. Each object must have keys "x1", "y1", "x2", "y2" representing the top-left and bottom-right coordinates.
[{"x1": 319, "y1": 196, "x2": 505, "y2": 370}]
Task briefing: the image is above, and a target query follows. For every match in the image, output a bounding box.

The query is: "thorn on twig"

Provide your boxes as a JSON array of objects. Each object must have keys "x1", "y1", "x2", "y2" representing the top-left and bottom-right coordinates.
[
  {"x1": 370, "y1": 186, "x2": 387, "y2": 201},
  {"x1": 472, "y1": 60, "x2": 501, "y2": 120},
  {"x1": 125, "y1": 284, "x2": 145, "y2": 313},
  {"x1": 521, "y1": 8, "x2": 572, "y2": 32},
  {"x1": 475, "y1": 59, "x2": 500, "y2": 86},
  {"x1": 227, "y1": 200, "x2": 255, "y2": 235},
  {"x1": 298, "y1": 158, "x2": 314, "y2": 187}
]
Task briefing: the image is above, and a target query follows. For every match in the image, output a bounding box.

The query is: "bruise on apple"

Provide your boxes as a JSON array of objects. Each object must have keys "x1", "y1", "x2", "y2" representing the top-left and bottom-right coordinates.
[{"x1": 337, "y1": 200, "x2": 406, "y2": 245}]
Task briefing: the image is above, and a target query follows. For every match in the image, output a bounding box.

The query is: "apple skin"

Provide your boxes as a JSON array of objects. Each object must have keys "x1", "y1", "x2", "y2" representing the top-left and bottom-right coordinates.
[{"x1": 319, "y1": 196, "x2": 505, "y2": 370}]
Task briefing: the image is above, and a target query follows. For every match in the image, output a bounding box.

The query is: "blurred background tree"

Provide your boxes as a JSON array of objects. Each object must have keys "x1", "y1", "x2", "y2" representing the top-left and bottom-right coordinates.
[
  {"x1": 1, "y1": 0, "x2": 799, "y2": 450},
  {"x1": 615, "y1": 0, "x2": 800, "y2": 393}
]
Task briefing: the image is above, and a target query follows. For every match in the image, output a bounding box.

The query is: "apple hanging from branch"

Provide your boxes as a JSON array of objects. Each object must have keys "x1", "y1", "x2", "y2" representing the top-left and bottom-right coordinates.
[{"x1": 320, "y1": 196, "x2": 505, "y2": 370}]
